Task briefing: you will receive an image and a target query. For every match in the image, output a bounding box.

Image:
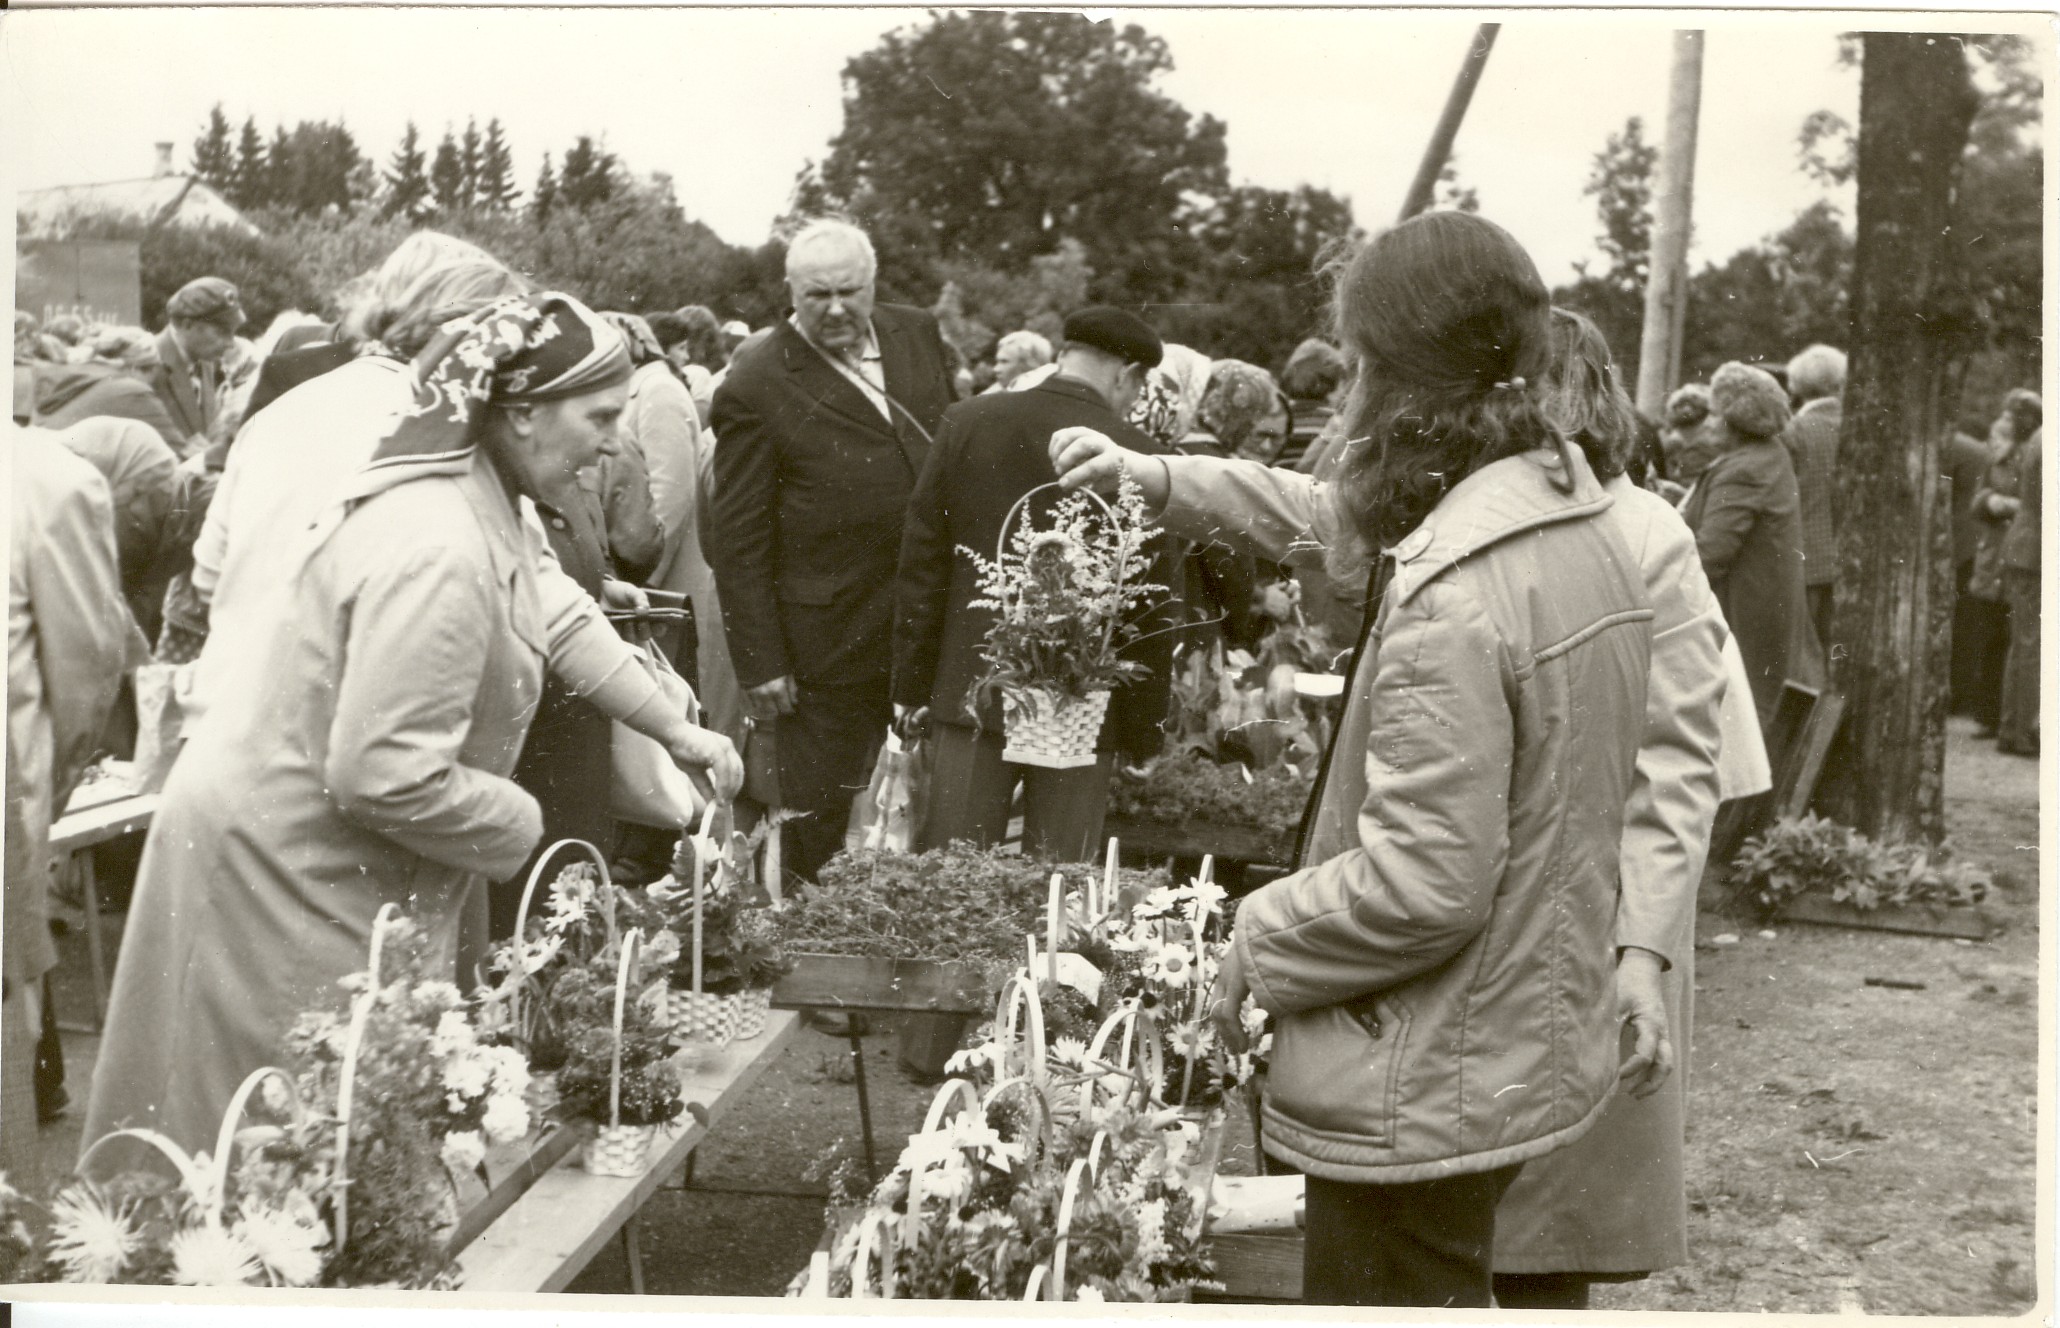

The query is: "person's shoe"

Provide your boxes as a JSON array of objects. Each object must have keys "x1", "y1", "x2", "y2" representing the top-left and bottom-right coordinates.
[{"x1": 806, "y1": 1010, "x2": 871, "y2": 1038}]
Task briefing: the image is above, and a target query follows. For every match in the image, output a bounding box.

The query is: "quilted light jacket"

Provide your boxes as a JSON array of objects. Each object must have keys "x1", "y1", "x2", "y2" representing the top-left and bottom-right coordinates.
[{"x1": 1156, "y1": 447, "x2": 1652, "y2": 1182}]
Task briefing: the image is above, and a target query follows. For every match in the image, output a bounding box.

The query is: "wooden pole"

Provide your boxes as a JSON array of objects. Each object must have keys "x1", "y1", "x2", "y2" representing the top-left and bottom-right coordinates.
[
  {"x1": 1396, "y1": 24, "x2": 1501, "y2": 222},
  {"x1": 1635, "y1": 30, "x2": 1705, "y2": 416}
]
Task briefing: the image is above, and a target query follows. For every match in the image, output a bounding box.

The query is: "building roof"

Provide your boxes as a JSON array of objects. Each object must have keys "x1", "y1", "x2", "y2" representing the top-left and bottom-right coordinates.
[{"x1": 16, "y1": 175, "x2": 258, "y2": 238}]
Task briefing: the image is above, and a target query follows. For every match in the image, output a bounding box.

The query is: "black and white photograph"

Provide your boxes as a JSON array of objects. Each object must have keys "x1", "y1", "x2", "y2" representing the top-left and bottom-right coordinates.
[{"x1": 0, "y1": 5, "x2": 2050, "y2": 1322}]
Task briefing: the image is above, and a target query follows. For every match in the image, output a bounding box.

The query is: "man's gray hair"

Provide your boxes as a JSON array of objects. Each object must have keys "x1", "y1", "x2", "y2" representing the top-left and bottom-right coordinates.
[
  {"x1": 1786, "y1": 343, "x2": 1848, "y2": 402},
  {"x1": 997, "y1": 329, "x2": 1054, "y2": 367},
  {"x1": 786, "y1": 218, "x2": 877, "y2": 281}
]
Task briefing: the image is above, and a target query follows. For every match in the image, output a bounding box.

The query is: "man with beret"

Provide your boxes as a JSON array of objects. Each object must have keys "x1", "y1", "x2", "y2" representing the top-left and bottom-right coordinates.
[
  {"x1": 149, "y1": 276, "x2": 246, "y2": 456},
  {"x1": 892, "y1": 305, "x2": 1179, "y2": 865},
  {"x1": 708, "y1": 219, "x2": 957, "y2": 888}
]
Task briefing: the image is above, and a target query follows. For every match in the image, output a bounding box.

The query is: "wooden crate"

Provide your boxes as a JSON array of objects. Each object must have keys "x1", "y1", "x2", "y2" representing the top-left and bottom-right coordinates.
[
  {"x1": 772, "y1": 952, "x2": 990, "y2": 1015},
  {"x1": 1104, "y1": 816, "x2": 1292, "y2": 869}
]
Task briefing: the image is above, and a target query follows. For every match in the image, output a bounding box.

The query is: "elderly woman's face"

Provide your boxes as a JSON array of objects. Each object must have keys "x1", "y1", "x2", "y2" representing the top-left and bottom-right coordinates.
[
  {"x1": 1661, "y1": 415, "x2": 1724, "y2": 482},
  {"x1": 1237, "y1": 403, "x2": 1290, "y2": 462}
]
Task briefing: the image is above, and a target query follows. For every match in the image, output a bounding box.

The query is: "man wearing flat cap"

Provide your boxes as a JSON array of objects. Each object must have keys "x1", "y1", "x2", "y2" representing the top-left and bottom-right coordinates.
[
  {"x1": 150, "y1": 276, "x2": 246, "y2": 456},
  {"x1": 893, "y1": 305, "x2": 1179, "y2": 865}
]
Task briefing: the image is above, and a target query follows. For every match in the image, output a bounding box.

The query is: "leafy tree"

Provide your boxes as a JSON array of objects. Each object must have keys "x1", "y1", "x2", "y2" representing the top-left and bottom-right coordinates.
[
  {"x1": 558, "y1": 136, "x2": 621, "y2": 211},
  {"x1": 531, "y1": 153, "x2": 558, "y2": 224},
  {"x1": 191, "y1": 105, "x2": 235, "y2": 193},
  {"x1": 230, "y1": 117, "x2": 267, "y2": 210},
  {"x1": 429, "y1": 129, "x2": 466, "y2": 215},
  {"x1": 1679, "y1": 200, "x2": 1854, "y2": 380},
  {"x1": 384, "y1": 121, "x2": 432, "y2": 221},
  {"x1": 476, "y1": 118, "x2": 520, "y2": 212},
  {"x1": 819, "y1": 11, "x2": 1230, "y2": 306},
  {"x1": 1164, "y1": 183, "x2": 1361, "y2": 369}
]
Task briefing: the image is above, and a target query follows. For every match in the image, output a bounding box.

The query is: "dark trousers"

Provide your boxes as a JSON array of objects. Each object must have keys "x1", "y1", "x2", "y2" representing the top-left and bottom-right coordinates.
[
  {"x1": 778, "y1": 678, "x2": 890, "y2": 885},
  {"x1": 1998, "y1": 569, "x2": 2040, "y2": 754},
  {"x1": 1806, "y1": 583, "x2": 1835, "y2": 656},
  {"x1": 1303, "y1": 1164, "x2": 1524, "y2": 1307},
  {"x1": 917, "y1": 723, "x2": 1114, "y2": 863}
]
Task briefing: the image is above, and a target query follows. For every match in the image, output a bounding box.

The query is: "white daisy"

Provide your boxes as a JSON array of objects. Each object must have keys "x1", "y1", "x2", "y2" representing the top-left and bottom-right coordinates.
[
  {"x1": 439, "y1": 1130, "x2": 486, "y2": 1174},
  {"x1": 235, "y1": 1203, "x2": 327, "y2": 1287}
]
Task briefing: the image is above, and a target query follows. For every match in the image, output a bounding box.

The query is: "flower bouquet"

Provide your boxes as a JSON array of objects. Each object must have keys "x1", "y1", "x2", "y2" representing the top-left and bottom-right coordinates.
[
  {"x1": 644, "y1": 804, "x2": 793, "y2": 1044},
  {"x1": 959, "y1": 475, "x2": 1164, "y2": 768},
  {"x1": 552, "y1": 931, "x2": 687, "y2": 1177}
]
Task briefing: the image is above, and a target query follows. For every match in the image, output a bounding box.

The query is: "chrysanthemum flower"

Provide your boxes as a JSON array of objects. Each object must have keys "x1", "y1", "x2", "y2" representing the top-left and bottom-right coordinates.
[
  {"x1": 47, "y1": 1183, "x2": 141, "y2": 1283},
  {"x1": 168, "y1": 1222, "x2": 262, "y2": 1286},
  {"x1": 235, "y1": 1203, "x2": 326, "y2": 1287}
]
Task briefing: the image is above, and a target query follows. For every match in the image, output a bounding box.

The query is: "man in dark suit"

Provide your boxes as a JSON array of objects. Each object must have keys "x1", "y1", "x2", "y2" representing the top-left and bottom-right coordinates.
[
  {"x1": 707, "y1": 220, "x2": 956, "y2": 885},
  {"x1": 892, "y1": 306, "x2": 1178, "y2": 862},
  {"x1": 149, "y1": 277, "x2": 245, "y2": 457}
]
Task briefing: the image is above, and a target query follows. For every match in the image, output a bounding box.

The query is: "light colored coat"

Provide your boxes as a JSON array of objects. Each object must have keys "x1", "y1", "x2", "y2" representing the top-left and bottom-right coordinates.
[
  {"x1": 1158, "y1": 448, "x2": 1652, "y2": 1182},
  {"x1": 83, "y1": 452, "x2": 547, "y2": 1164},
  {"x1": 1494, "y1": 476, "x2": 1728, "y2": 1273}
]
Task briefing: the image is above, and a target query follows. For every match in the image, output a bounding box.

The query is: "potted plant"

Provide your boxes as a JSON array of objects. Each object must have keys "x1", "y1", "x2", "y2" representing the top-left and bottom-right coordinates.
[
  {"x1": 961, "y1": 475, "x2": 1163, "y2": 768},
  {"x1": 553, "y1": 935, "x2": 685, "y2": 1177}
]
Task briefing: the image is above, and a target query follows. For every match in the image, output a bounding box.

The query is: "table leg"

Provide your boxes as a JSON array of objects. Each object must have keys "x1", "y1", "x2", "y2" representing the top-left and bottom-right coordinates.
[
  {"x1": 79, "y1": 854, "x2": 109, "y2": 1030},
  {"x1": 621, "y1": 1219, "x2": 645, "y2": 1294},
  {"x1": 848, "y1": 1032, "x2": 876, "y2": 1179}
]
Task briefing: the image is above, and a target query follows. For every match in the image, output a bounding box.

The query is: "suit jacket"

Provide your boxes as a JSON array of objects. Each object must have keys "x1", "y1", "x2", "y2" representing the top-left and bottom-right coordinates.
[
  {"x1": 148, "y1": 328, "x2": 217, "y2": 455},
  {"x1": 1783, "y1": 397, "x2": 1840, "y2": 587},
  {"x1": 892, "y1": 375, "x2": 1179, "y2": 761},
  {"x1": 706, "y1": 304, "x2": 955, "y2": 691},
  {"x1": 1681, "y1": 439, "x2": 1808, "y2": 721}
]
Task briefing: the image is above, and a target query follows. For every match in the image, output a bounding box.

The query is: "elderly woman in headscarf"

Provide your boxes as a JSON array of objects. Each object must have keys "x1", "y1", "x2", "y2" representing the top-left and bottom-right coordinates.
[
  {"x1": 29, "y1": 325, "x2": 183, "y2": 445},
  {"x1": 1679, "y1": 362, "x2": 1813, "y2": 726},
  {"x1": 1657, "y1": 383, "x2": 1722, "y2": 502},
  {"x1": 84, "y1": 292, "x2": 740, "y2": 1171},
  {"x1": 1188, "y1": 359, "x2": 1292, "y2": 464}
]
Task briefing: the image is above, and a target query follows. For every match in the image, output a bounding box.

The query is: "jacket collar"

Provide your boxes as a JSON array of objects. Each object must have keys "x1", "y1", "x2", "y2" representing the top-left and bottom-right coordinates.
[
  {"x1": 1035, "y1": 373, "x2": 1118, "y2": 413},
  {"x1": 1386, "y1": 445, "x2": 1615, "y2": 607}
]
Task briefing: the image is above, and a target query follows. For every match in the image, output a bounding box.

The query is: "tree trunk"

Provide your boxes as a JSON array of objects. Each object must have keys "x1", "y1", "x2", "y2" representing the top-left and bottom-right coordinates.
[{"x1": 1815, "y1": 33, "x2": 1979, "y2": 845}]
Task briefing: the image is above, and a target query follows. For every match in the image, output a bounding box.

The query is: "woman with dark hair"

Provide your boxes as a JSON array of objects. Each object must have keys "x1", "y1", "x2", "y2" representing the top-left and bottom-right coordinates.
[
  {"x1": 1489, "y1": 309, "x2": 1733, "y2": 1309},
  {"x1": 1050, "y1": 211, "x2": 1654, "y2": 1307}
]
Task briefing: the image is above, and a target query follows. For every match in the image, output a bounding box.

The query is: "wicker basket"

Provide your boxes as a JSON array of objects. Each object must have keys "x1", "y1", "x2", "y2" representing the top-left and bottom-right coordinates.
[
  {"x1": 581, "y1": 1122, "x2": 658, "y2": 1177},
  {"x1": 668, "y1": 988, "x2": 736, "y2": 1046},
  {"x1": 1001, "y1": 688, "x2": 1110, "y2": 769},
  {"x1": 731, "y1": 986, "x2": 772, "y2": 1040}
]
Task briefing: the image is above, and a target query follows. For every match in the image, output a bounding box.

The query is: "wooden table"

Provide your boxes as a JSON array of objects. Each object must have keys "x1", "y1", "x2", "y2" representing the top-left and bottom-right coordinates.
[
  {"x1": 1202, "y1": 1173, "x2": 1305, "y2": 1302},
  {"x1": 48, "y1": 785, "x2": 158, "y2": 1032},
  {"x1": 455, "y1": 1009, "x2": 801, "y2": 1293}
]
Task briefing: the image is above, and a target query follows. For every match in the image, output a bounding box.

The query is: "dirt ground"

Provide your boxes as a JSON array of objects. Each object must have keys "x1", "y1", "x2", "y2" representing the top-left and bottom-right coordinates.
[{"x1": 36, "y1": 716, "x2": 2041, "y2": 1311}]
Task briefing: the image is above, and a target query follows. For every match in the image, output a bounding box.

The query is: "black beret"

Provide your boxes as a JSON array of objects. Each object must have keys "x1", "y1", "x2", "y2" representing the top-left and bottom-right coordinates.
[
  {"x1": 1062, "y1": 305, "x2": 1162, "y2": 369},
  {"x1": 166, "y1": 277, "x2": 246, "y2": 329}
]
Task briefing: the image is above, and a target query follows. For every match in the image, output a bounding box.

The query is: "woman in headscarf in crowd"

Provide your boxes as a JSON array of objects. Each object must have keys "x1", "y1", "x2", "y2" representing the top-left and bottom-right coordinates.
[
  {"x1": 1491, "y1": 309, "x2": 1738, "y2": 1311},
  {"x1": 1680, "y1": 362, "x2": 1815, "y2": 726},
  {"x1": 1277, "y1": 337, "x2": 1347, "y2": 470},
  {"x1": 29, "y1": 325, "x2": 183, "y2": 445},
  {"x1": 1656, "y1": 383, "x2": 1721, "y2": 502},
  {"x1": 85, "y1": 293, "x2": 739, "y2": 1172},
  {"x1": 1188, "y1": 358, "x2": 1292, "y2": 463},
  {"x1": 1048, "y1": 211, "x2": 1655, "y2": 1309},
  {"x1": 1964, "y1": 388, "x2": 2042, "y2": 738}
]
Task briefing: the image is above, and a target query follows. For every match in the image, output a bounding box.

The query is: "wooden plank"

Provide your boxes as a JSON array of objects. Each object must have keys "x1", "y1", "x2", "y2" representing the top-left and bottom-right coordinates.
[
  {"x1": 1775, "y1": 892, "x2": 1990, "y2": 940},
  {"x1": 454, "y1": 1010, "x2": 799, "y2": 1292},
  {"x1": 50, "y1": 794, "x2": 158, "y2": 854},
  {"x1": 1204, "y1": 1232, "x2": 1303, "y2": 1301},
  {"x1": 772, "y1": 953, "x2": 989, "y2": 1015},
  {"x1": 1209, "y1": 1174, "x2": 1303, "y2": 1234},
  {"x1": 1103, "y1": 816, "x2": 1291, "y2": 868}
]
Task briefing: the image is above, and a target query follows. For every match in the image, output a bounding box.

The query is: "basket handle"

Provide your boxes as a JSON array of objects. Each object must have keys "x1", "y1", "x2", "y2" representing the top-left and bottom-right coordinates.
[
  {"x1": 981, "y1": 1076, "x2": 1054, "y2": 1164},
  {"x1": 208, "y1": 1066, "x2": 305, "y2": 1229},
  {"x1": 850, "y1": 1210, "x2": 897, "y2": 1300},
  {"x1": 609, "y1": 928, "x2": 646, "y2": 1130},
  {"x1": 993, "y1": 971, "x2": 1048, "y2": 1089},
  {"x1": 1022, "y1": 1263, "x2": 1049, "y2": 1301},
  {"x1": 78, "y1": 1127, "x2": 206, "y2": 1198},
  {"x1": 332, "y1": 901, "x2": 404, "y2": 1253},
  {"x1": 1082, "y1": 1001, "x2": 1166, "y2": 1114},
  {"x1": 1050, "y1": 1154, "x2": 1095, "y2": 1302},
  {"x1": 511, "y1": 838, "x2": 613, "y2": 953},
  {"x1": 919, "y1": 1077, "x2": 984, "y2": 1135}
]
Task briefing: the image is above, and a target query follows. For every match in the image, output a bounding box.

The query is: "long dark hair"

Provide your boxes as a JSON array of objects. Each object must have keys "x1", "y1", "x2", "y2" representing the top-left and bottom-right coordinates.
[
  {"x1": 1543, "y1": 307, "x2": 1637, "y2": 481},
  {"x1": 1323, "y1": 212, "x2": 1557, "y2": 566}
]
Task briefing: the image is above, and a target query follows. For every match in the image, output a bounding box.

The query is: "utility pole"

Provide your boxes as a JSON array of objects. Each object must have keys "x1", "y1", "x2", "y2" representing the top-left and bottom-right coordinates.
[
  {"x1": 1635, "y1": 30, "x2": 1704, "y2": 416},
  {"x1": 1397, "y1": 24, "x2": 1501, "y2": 222}
]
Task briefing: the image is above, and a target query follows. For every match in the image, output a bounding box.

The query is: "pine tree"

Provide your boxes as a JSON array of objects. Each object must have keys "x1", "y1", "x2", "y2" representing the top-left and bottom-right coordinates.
[
  {"x1": 191, "y1": 105, "x2": 235, "y2": 192},
  {"x1": 531, "y1": 152, "x2": 558, "y2": 223},
  {"x1": 476, "y1": 118, "x2": 519, "y2": 211},
  {"x1": 429, "y1": 128, "x2": 466, "y2": 215},
  {"x1": 558, "y1": 135, "x2": 619, "y2": 211},
  {"x1": 459, "y1": 118, "x2": 483, "y2": 211},
  {"x1": 264, "y1": 125, "x2": 294, "y2": 212},
  {"x1": 230, "y1": 116, "x2": 267, "y2": 210},
  {"x1": 384, "y1": 121, "x2": 432, "y2": 220}
]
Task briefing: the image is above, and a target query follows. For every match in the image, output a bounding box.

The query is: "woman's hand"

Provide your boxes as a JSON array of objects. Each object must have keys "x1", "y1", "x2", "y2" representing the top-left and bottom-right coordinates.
[
  {"x1": 666, "y1": 726, "x2": 744, "y2": 804},
  {"x1": 1210, "y1": 939, "x2": 1252, "y2": 1055},
  {"x1": 1049, "y1": 426, "x2": 1171, "y2": 508},
  {"x1": 601, "y1": 578, "x2": 649, "y2": 612},
  {"x1": 1615, "y1": 946, "x2": 1674, "y2": 1099}
]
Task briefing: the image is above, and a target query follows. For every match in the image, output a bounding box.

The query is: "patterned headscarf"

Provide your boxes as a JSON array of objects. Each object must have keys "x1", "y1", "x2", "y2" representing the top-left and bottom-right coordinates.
[
  {"x1": 372, "y1": 291, "x2": 631, "y2": 469},
  {"x1": 602, "y1": 311, "x2": 670, "y2": 369},
  {"x1": 1197, "y1": 359, "x2": 1286, "y2": 454},
  {"x1": 1126, "y1": 371, "x2": 1183, "y2": 447},
  {"x1": 1156, "y1": 344, "x2": 1214, "y2": 441}
]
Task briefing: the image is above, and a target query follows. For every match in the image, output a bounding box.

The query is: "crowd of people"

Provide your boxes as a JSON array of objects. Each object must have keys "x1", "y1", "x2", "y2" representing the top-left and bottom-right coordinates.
[{"x1": 5, "y1": 205, "x2": 2042, "y2": 1307}]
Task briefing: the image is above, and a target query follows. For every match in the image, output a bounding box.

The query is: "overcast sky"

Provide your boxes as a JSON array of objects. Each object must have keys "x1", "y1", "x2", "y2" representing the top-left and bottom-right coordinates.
[{"x1": 1, "y1": 8, "x2": 1888, "y2": 285}]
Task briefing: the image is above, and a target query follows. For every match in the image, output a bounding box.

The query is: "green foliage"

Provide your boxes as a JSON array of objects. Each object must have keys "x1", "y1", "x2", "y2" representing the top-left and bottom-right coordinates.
[
  {"x1": 553, "y1": 973, "x2": 686, "y2": 1128},
  {"x1": 57, "y1": 213, "x2": 321, "y2": 331},
  {"x1": 382, "y1": 122, "x2": 432, "y2": 222},
  {"x1": 1108, "y1": 753, "x2": 1308, "y2": 849},
  {"x1": 1731, "y1": 813, "x2": 1992, "y2": 915},
  {"x1": 1159, "y1": 184, "x2": 1361, "y2": 369}
]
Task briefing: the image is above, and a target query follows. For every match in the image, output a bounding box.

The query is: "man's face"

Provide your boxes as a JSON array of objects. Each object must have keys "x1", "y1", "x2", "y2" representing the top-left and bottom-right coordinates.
[
  {"x1": 994, "y1": 343, "x2": 1034, "y2": 388},
  {"x1": 175, "y1": 319, "x2": 236, "y2": 365},
  {"x1": 1242, "y1": 403, "x2": 1290, "y2": 462},
  {"x1": 788, "y1": 243, "x2": 876, "y2": 354}
]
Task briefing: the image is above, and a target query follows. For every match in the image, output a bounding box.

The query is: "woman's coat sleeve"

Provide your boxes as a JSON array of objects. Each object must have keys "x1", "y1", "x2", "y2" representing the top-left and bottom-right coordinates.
[
  {"x1": 1234, "y1": 577, "x2": 1515, "y2": 1015},
  {"x1": 324, "y1": 543, "x2": 543, "y2": 881}
]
